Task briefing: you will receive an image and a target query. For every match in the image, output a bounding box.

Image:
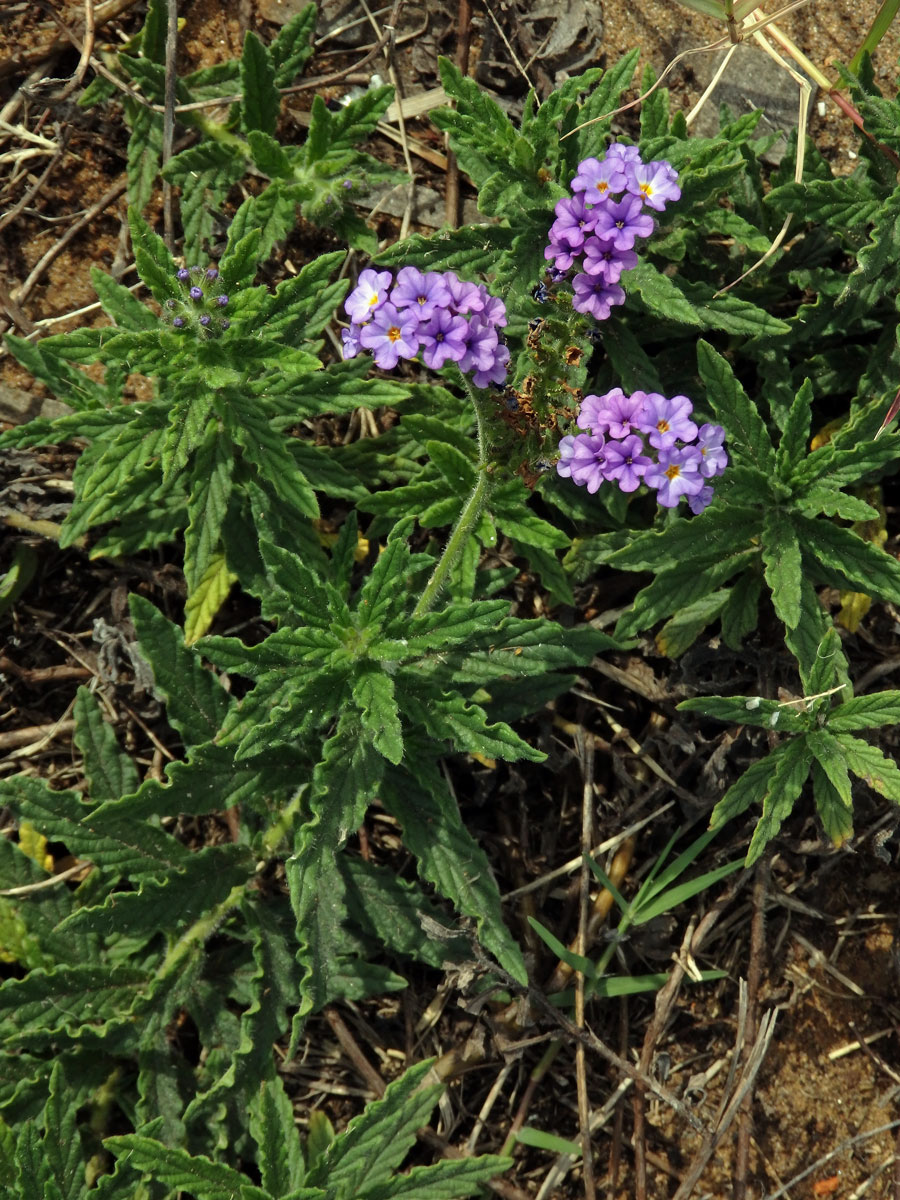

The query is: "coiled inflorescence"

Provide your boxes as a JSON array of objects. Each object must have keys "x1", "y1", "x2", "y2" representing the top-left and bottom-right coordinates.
[
  {"x1": 341, "y1": 267, "x2": 510, "y2": 386},
  {"x1": 544, "y1": 145, "x2": 680, "y2": 322},
  {"x1": 557, "y1": 388, "x2": 727, "y2": 513},
  {"x1": 165, "y1": 266, "x2": 230, "y2": 336}
]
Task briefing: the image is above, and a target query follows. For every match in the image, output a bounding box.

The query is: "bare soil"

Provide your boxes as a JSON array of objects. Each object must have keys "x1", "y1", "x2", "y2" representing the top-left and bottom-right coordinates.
[{"x1": 1, "y1": 3, "x2": 900, "y2": 1197}]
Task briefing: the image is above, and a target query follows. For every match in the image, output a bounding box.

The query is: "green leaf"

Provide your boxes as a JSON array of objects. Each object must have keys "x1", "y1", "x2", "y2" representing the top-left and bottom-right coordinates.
[
  {"x1": 128, "y1": 206, "x2": 179, "y2": 305},
  {"x1": 2, "y1": 775, "x2": 192, "y2": 878},
  {"x1": 247, "y1": 129, "x2": 292, "y2": 177},
  {"x1": 627, "y1": 261, "x2": 702, "y2": 326},
  {"x1": 240, "y1": 30, "x2": 280, "y2": 136},
  {"x1": 383, "y1": 763, "x2": 527, "y2": 984},
  {"x1": 41, "y1": 1063, "x2": 82, "y2": 1200},
  {"x1": 305, "y1": 1060, "x2": 440, "y2": 1194},
  {"x1": 608, "y1": 505, "x2": 759, "y2": 572},
  {"x1": 130, "y1": 594, "x2": 232, "y2": 746},
  {"x1": 762, "y1": 509, "x2": 802, "y2": 628},
  {"x1": 340, "y1": 858, "x2": 469, "y2": 969},
  {"x1": 720, "y1": 574, "x2": 762, "y2": 649},
  {"x1": 775, "y1": 378, "x2": 813, "y2": 476},
  {"x1": 783, "y1": 578, "x2": 831, "y2": 690},
  {"x1": 90, "y1": 266, "x2": 158, "y2": 331},
  {"x1": 354, "y1": 664, "x2": 403, "y2": 764},
  {"x1": 184, "y1": 422, "x2": 235, "y2": 594},
  {"x1": 709, "y1": 744, "x2": 784, "y2": 828},
  {"x1": 655, "y1": 589, "x2": 730, "y2": 657},
  {"x1": 675, "y1": 279, "x2": 791, "y2": 337},
  {"x1": 359, "y1": 1154, "x2": 513, "y2": 1200},
  {"x1": 270, "y1": 4, "x2": 317, "y2": 86},
  {"x1": 0, "y1": 965, "x2": 147, "y2": 1047},
  {"x1": 225, "y1": 394, "x2": 319, "y2": 520},
  {"x1": 745, "y1": 735, "x2": 813, "y2": 865},
  {"x1": 796, "y1": 513, "x2": 900, "y2": 604},
  {"x1": 163, "y1": 142, "x2": 246, "y2": 260},
  {"x1": 827, "y1": 690, "x2": 900, "y2": 732},
  {"x1": 697, "y1": 340, "x2": 776, "y2": 472},
  {"x1": 836, "y1": 733, "x2": 900, "y2": 801},
  {"x1": 679, "y1": 693, "x2": 804, "y2": 733},
  {"x1": 104, "y1": 1136, "x2": 268, "y2": 1200},
  {"x1": 184, "y1": 553, "x2": 238, "y2": 645},
  {"x1": 124, "y1": 97, "x2": 163, "y2": 212},
  {"x1": 811, "y1": 757, "x2": 854, "y2": 848},
  {"x1": 73, "y1": 687, "x2": 139, "y2": 803},
  {"x1": 250, "y1": 1077, "x2": 306, "y2": 1197},
  {"x1": 615, "y1": 550, "x2": 756, "y2": 641}
]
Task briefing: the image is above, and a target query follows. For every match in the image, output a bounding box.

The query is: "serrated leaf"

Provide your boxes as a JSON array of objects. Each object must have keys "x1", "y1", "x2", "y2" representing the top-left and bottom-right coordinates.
[
  {"x1": 0, "y1": 965, "x2": 147, "y2": 1047},
  {"x1": 775, "y1": 378, "x2": 813, "y2": 476},
  {"x1": 745, "y1": 735, "x2": 813, "y2": 865},
  {"x1": 675, "y1": 279, "x2": 791, "y2": 336},
  {"x1": 250, "y1": 1077, "x2": 306, "y2": 1197},
  {"x1": 697, "y1": 341, "x2": 776, "y2": 472},
  {"x1": 795, "y1": 513, "x2": 900, "y2": 605},
  {"x1": 608, "y1": 505, "x2": 759, "y2": 571},
  {"x1": 655, "y1": 589, "x2": 729, "y2": 657},
  {"x1": 184, "y1": 422, "x2": 235, "y2": 591},
  {"x1": 720, "y1": 574, "x2": 762, "y2": 649},
  {"x1": 353, "y1": 664, "x2": 403, "y2": 764},
  {"x1": 627, "y1": 261, "x2": 702, "y2": 326},
  {"x1": 793, "y1": 485, "x2": 880, "y2": 522},
  {"x1": 305, "y1": 1060, "x2": 440, "y2": 1194},
  {"x1": 184, "y1": 553, "x2": 239, "y2": 644},
  {"x1": 836, "y1": 733, "x2": 900, "y2": 801},
  {"x1": 240, "y1": 30, "x2": 280, "y2": 136},
  {"x1": 124, "y1": 97, "x2": 163, "y2": 212},
  {"x1": 839, "y1": 181, "x2": 900, "y2": 308},
  {"x1": 270, "y1": 3, "x2": 317, "y2": 85},
  {"x1": 90, "y1": 266, "x2": 158, "y2": 331},
  {"x1": 128, "y1": 206, "x2": 179, "y2": 304},
  {"x1": 762, "y1": 508, "x2": 802, "y2": 628},
  {"x1": 225, "y1": 394, "x2": 319, "y2": 520},
  {"x1": 383, "y1": 762, "x2": 527, "y2": 984},
  {"x1": 811, "y1": 757, "x2": 854, "y2": 848},
  {"x1": 73, "y1": 687, "x2": 139, "y2": 803},
  {"x1": 361, "y1": 1154, "x2": 513, "y2": 1200},
  {"x1": 105, "y1": 1135, "x2": 268, "y2": 1200},
  {"x1": 130, "y1": 594, "x2": 231, "y2": 744},
  {"x1": 615, "y1": 550, "x2": 757, "y2": 641},
  {"x1": 164, "y1": 141, "x2": 246, "y2": 260},
  {"x1": 784, "y1": 578, "x2": 831, "y2": 691},
  {"x1": 679, "y1": 693, "x2": 804, "y2": 732},
  {"x1": 827, "y1": 690, "x2": 900, "y2": 732},
  {"x1": 247, "y1": 128, "x2": 291, "y2": 177},
  {"x1": 2, "y1": 775, "x2": 192, "y2": 877}
]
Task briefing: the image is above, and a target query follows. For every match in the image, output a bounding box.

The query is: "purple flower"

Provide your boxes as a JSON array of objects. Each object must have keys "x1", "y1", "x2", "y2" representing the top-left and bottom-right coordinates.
[
  {"x1": 571, "y1": 155, "x2": 628, "y2": 204},
  {"x1": 626, "y1": 160, "x2": 681, "y2": 211},
  {"x1": 189, "y1": 286, "x2": 203, "y2": 301},
  {"x1": 571, "y1": 274, "x2": 626, "y2": 321},
  {"x1": 582, "y1": 237, "x2": 638, "y2": 284},
  {"x1": 639, "y1": 392, "x2": 698, "y2": 449},
  {"x1": 477, "y1": 288, "x2": 508, "y2": 327},
  {"x1": 391, "y1": 266, "x2": 452, "y2": 320},
  {"x1": 471, "y1": 342, "x2": 510, "y2": 388},
  {"x1": 696, "y1": 423, "x2": 728, "y2": 477},
  {"x1": 605, "y1": 143, "x2": 642, "y2": 165},
  {"x1": 543, "y1": 242, "x2": 579, "y2": 273},
  {"x1": 548, "y1": 195, "x2": 599, "y2": 251},
  {"x1": 603, "y1": 435, "x2": 653, "y2": 492},
  {"x1": 645, "y1": 445, "x2": 705, "y2": 507},
  {"x1": 444, "y1": 271, "x2": 484, "y2": 314},
  {"x1": 556, "y1": 432, "x2": 608, "y2": 493},
  {"x1": 359, "y1": 302, "x2": 419, "y2": 369},
  {"x1": 688, "y1": 484, "x2": 715, "y2": 515},
  {"x1": 205, "y1": 267, "x2": 219, "y2": 281},
  {"x1": 172, "y1": 316, "x2": 185, "y2": 327},
  {"x1": 220, "y1": 319, "x2": 230, "y2": 330},
  {"x1": 592, "y1": 195, "x2": 655, "y2": 251},
  {"x1": 341, "y1": 323, "x2": 364, "y2": 359},
  {"x1": 176, "y1": 268, "x2": 190, "y2": 282},
  {"x1": 216, "y1": 294, "x2": 229, "y2": 307},
  {"x1": 579, "y1": 389, "x2": 647, "y2": 439},
  {"x1": 199, "y1": 314, "x2": 211, "y2": 327},
  {"x1": 345, "y1": 268, "x2": 393, "y2": 323},
  {"x1": 419, "y1": 307, "x2": 469, "y2": 369},
  {"x1": 459, "y1": 316, "x2": 500, "y2": 374}
]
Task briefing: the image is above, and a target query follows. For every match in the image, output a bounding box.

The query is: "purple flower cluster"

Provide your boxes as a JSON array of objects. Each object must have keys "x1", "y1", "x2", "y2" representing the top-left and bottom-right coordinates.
[
  {"x1": 166, "y1": 265, "x2": 230, "y2": 336},
  {"x1": 545, "y1": 145, "x2": 680, "y2": 321},
  {"x1": 341, "y1": 267, "x2": 510, "y2": 386},
  {"x1": 557, "y1": 388, "x2": 727, "y2": 512}
]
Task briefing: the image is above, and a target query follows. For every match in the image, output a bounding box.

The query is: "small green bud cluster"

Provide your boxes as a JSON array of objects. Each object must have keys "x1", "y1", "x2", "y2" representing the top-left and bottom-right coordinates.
[{"x1": 165, "y1": 266, "x2": 230, "y2": 336}]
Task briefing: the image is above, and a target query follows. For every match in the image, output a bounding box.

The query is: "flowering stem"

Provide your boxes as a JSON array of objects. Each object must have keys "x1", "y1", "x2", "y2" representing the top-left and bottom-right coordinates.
[{"x1": 412, "y1": 372, "x2": 495, "y2": 617}]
